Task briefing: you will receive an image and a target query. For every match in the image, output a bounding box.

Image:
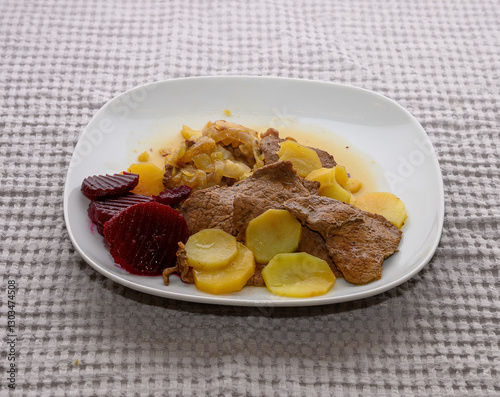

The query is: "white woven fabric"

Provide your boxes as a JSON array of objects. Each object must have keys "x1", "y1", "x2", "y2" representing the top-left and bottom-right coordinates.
[{"x1": 1, "y1": 0, "x2": 499, "y2": 395}]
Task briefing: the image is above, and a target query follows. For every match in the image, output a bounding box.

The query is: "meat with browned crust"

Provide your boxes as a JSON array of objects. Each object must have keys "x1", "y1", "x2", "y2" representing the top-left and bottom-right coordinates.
[{"x1": 284, "y1": 196, "x2": 402, "y2": 285}]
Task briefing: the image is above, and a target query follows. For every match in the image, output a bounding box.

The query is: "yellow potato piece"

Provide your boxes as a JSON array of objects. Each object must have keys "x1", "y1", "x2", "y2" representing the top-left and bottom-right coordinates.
[
  {"x1": 185, "y1": 229, "x2": 238, "y2": 270},
  {"x1": 319, "y1": 183, "x2": 351, "y2": 204},
  {"x1": 277, "y1": 140, "x2": 322, "y2": 177},
  {"x1": 305, "y1": 167, "x2": 335, "y2": 186},
  {"x1": 137, "y1": 151, "x2": 150, "y2": 162},
  {"x1": 245, "y1": 209, "x2": 302, "y2": 264},
  {"x1": 127, "y1": 163, "x2": 165, "y2": 196},
  {"x1": 344, "y1": 178, "x2": 362, "y2": 193},
  {"x1": 262, "y1": 252, "x2": 336, "y2": 298},
  {"x1": 333, "y1": 165, "x2": 348, "y2": 188},
  {"x1": 181, "y1": 125, "x2": 201, "y2": 140},
  {"x1": 306, "y1": 167, "x2": 351, "y2": 203},
  {"x1": 354, "y1": 192, "x2": 408, "y2": 228},
  {"x1": 193, "y1": 243, "x2": 255, "y2": 295}
]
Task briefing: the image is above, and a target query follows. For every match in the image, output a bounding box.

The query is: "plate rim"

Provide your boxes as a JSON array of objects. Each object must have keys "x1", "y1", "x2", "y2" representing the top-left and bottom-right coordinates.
[{"x1": 63, "y1": 75, "x2": 445, "y2": 307}]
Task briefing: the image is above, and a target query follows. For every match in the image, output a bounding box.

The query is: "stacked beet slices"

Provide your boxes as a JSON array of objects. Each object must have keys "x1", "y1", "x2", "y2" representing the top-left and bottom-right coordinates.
[{"x1": 81, "y1": 172, "x2": 191, "y2": 276}]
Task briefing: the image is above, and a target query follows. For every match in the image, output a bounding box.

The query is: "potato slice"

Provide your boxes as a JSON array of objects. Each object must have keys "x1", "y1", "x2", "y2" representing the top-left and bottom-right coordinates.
[
  {"x1": 262, "y1": 252, "x2": 336, "y2": 298},
  {"x1": 354, "y1": 192, "x2": 408, "y2": 228},
  {"x1": 185, "y1": 229, "x2": 238, "y2": 270},
  {"x1": 319, "y1": 183, "x2": 351, "y2": 204},
  {"x1": 127, "y1": 163, "x2": 165, "y2": 196},
  {"x1": 305, "y1": 167, "x2": 334, "y2": 186},
  {"x1": 277, "y1": 140, "x2": 322, "y2": 177},
  {"x1": 333, "y1": 165, "x2": 348, "y2": 188},
  {"x1": 193, "y1": 243, "x2": 255, "y2": 294},
  {"x1": 344, "y1": 178, "x2": 362, "y2": 193},
  {"x1": 306, "y1": 167, "x2": 351, "y2": 203},
  {"x1": 245, "y1": 209, "x2": 302, "y2": 264}
]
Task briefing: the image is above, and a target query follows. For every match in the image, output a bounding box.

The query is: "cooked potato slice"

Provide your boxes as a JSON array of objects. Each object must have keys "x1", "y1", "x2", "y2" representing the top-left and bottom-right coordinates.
[
  {"x1": 333, "y1": 165, "x2": 348, "y2": 188},
  {"x1": 344, "y1": 178, "x2": 362, "y2": 193},
  {"x1": 193, "y1": 243, "x2": 255, "y2": 294},
  {"x1": 185, "y1": 229, "x2": 238, "y2": 270},
  {"x1": 354, "y1": 192, "x2": 408, "y2": 228},
  {"x1": 306, "y1": 167, "x2": 351, "y2": 203},
  {"x1": 319, "y1": 183, "x2": 351, "y2": 204},
  {"x1": 245, "y1": 209, "x2": 302, "y2": 264},
  {"x1": 277, "y1": 140, "x2": 322, "y2": 177},
  {"x1": 262, "y1": 252, "x2": 336, "y2": 298},
  {"x1": 305, "y1": 167, "x2": 334, "y2": 186},
  {"x1": 127, "y1": 163, "x2": 165, "y2": 196}
]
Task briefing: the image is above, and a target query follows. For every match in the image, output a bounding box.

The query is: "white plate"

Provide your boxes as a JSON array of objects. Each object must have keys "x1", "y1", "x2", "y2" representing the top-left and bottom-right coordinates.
[{"x1": 64, "y1": 76, "x2": 444, "y2": 307}]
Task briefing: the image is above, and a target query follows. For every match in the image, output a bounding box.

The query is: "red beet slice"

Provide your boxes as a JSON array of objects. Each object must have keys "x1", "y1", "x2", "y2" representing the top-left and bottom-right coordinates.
[
  {"x1": 103, "y1": 202, "x2": 188, "y2": 276},
  {"x1": 88, "y1": 193, "x2": 153, "y2": 234},
  {"x1": 153, "y1": 185, "x2": 192, "y2": 206},
  {"x1": 81, "y1": 172, "x2": 139, "y2": 200}
]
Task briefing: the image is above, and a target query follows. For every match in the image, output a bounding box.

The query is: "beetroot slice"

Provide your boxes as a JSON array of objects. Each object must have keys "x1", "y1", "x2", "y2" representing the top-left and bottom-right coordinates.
[
  {"x1": 103, "y1": 202, "x2": 188, "y2": 276},
  {"x1": 81, "y1": 172, "x2": 139, "y2": 200},
  {"x1": 88, "y1": 193, "x2": 153, "y2": 235},
  {"x1": 153, "y1": 185, "x2": 192, "y2": 206}
]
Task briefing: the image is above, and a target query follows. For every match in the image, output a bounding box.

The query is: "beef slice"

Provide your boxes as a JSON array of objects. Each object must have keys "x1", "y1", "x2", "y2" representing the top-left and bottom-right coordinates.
[
  {"x1": 284, "y1": 196, "x2": 402, "y2": 285},
  {"x1": 180, "y1": 185, "x2": 238, "y2": 236},
  {"x1": 260, "y1": 128, "x2": 283, "y2": 165},
  {"x1": 232, "y1": 161, "x2": 315, "y2": 240},
  {"x1": 246, "y1": 263, "x2": 266, "y2": 287}
]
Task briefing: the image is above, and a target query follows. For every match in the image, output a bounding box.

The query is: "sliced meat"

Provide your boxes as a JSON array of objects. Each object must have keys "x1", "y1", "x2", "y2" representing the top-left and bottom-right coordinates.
[
  {"x1": 260, "y1": 128, "x2": 283, "y2": 165},
  {"x1": 298, "y1": 227, "x2": 343, "y2": 278},
  {"x1": 180, "y1": 161, "x2": 314, "y2": 240},
  {"x1": 284, "y1": 196, "x2": 402, "y2": 285},
  {"x1": 246, "y1": 263, "x2": 266, "y2": 287},
  {"x1": 313, "y1": 148, "x2": 336, "y2": 168},
  {"x1": 232, "y1": 161, "x2": 314, "y2": 240},
  {"x1": 301, "y1": 178, "x2": 321, "y2": 195},
  {"x1": 180, "y1": 185, "x2": 238, "y2": 236}
]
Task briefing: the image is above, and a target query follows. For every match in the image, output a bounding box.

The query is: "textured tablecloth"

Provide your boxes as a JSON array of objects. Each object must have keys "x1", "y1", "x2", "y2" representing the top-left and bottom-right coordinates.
[{"x1": 1, "y1": 0, "x2": 499, "y2": 396}]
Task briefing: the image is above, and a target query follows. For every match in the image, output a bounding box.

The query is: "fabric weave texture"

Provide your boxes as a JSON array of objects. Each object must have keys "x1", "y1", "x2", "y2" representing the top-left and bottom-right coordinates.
[{"x1": 0, "y1": 0, "x2": 499, "y2": 396}]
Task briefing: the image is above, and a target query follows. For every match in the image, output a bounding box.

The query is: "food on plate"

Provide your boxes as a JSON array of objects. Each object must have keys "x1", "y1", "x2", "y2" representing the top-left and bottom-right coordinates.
[
  {"x1": 353, "y1": 192, "x2": 408, "y2": 229},
  {"x1": 168, "y1": 159, "x2": 402, "y2": 287},
  {"x1": 153, "y1": 185, "x2": 192, "y2": 206},
  {"x1": 306, "y1": 166, "x2": 352, "y2": 204},
  {"x1": 276, "y1": 139, "x2": 322, "y2": 177},
  {"x1": 127, "y1": 163, "x2": 165, "y2": 196},
  {"x1": 344, "y1": 178, "x2": 362, "y2": 193},
  {"x1": 138, "y1": 151, "x2": 150, "y2": 162},
  {"x1": 245, "y1": 209, "x2": 302, "y2": 264},
  {"x1": 88, "y1": 193, "x2": 153, "y2": 235},
  {"x1": 262, "y1": 252, "x2": 336, "y2": 297},
  {"x1": 184, "y1": 229, "x2": 238, "y2": 270},
  {"x1": 81, "y1": 172, "x2": 139, "y2": 200},
  {"x1": 81, "y1": 119, "x2": 407, "y2": 297},
  {"x1": 192, "y1": 242, "x2": 255, "y2": 294},
  {"x1": 103, "y1": 202, "x2": 188, "y2": 276},
  {"x1": 284, "y1": 196, "x2": 402, "y2": 285},
  {"x1": 163, "y1": 120, "x2": 264, "y2": 191},
  {"x1": 260, "y1": 127, "x2": 337, "y2": 168}
]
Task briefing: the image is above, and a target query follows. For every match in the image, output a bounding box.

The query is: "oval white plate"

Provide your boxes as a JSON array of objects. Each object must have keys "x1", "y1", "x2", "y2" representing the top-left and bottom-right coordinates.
[{"x1": 64, "y1": 76, "x2": 444, "y2": 307}]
